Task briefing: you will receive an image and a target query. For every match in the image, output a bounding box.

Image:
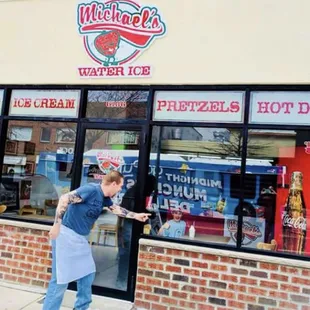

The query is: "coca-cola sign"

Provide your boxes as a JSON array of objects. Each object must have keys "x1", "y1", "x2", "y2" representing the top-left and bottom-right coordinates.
[
  {"x1": 282, "y1": 213, "x2": 307, "y2": 231},
  {"x1": 226, "y1": 219, "x2": 263, "y2": 246}
]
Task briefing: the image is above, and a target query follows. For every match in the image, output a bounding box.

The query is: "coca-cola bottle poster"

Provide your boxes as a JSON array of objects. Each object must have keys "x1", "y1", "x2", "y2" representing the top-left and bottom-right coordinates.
[{"x1": 275, "y1": 146, "x2": 310, "y2": 256}]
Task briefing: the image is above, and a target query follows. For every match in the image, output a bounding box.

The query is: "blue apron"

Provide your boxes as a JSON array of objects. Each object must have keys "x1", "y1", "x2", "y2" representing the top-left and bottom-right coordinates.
[{"x1": 55, "y1": 225, "x2": 96, "y2": 284}]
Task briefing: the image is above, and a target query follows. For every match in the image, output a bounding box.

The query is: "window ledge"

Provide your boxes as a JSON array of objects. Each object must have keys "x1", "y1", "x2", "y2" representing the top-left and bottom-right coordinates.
[
  {"x1": 0, "y1": 218, "x2": 50, "y2": 231},
  {"x1": 139, "y1": 238, "x2": 310, "y2": 269}
]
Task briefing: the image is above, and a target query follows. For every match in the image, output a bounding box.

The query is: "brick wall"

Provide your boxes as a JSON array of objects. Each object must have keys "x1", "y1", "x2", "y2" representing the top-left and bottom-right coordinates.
[
  {"x1": 135, "y1": 239, "x2": 310, "y2": 310},
  {"x1": 0, "y1": 220, "x2": 52, "y2": 289}
]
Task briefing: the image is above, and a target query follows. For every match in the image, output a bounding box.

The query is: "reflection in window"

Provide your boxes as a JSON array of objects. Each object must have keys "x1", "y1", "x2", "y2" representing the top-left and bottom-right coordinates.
[
  {"x1": 9, "y1": 126, "x2": 32, "y2": 141},
  {"x1": 0, "y1": 120, "x2": 77, "y2": 222},
  {"x1": 58, "y1": 162, "x2": 73, "y2": 181},
  {"x1": 40, "y1": 127, "x2": 51, "y2": 142},
  {"x1": 86, "y1": 90, "x2": 149, "y2": 119},
  {"x1": 230, "y1": 174, "x2": 256, "y2": 200},
  {"x1": 55, "y1": 128, "x2": 76, "y2": 144},
  {"x1": 244, "y1": 130, "x2": 310, "y2": 258},
  {"x1": 148, "y1": 126, "x2": 244, "y2": 246}
]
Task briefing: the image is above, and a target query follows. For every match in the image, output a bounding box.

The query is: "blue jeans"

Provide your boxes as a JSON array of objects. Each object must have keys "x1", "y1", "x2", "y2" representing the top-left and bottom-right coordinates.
[{"x1": 43, "y1": 240, "x2": 95, "y2": 310}]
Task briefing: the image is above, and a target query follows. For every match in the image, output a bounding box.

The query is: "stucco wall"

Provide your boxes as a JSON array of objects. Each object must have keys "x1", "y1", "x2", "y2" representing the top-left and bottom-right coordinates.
[{"x1": 0, "y1": 0, "x2": 309, "y2": 85}]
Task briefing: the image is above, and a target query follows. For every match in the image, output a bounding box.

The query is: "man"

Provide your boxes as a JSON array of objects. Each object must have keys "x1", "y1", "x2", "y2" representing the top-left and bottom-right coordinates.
[
  {"x1": 43, "y1": 171, "x2": 150, "y2": 310},
  {"x1": 116, "y1": 174, "x2": 156, "y2": 290},
  {"x1": 158, "y1": 207, "x2": 186, "y2": 238}
]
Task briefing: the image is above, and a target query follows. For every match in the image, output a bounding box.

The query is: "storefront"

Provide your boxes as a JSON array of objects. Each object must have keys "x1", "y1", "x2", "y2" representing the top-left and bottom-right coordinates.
[{"x1": 1, "y1": 0, "x2": 310, "y2": 309}]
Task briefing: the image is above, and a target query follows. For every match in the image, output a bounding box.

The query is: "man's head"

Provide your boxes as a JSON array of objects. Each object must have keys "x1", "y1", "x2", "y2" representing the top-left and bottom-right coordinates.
[{"x1": 101, "y1": 170, "x2": 124, "y2": 197}]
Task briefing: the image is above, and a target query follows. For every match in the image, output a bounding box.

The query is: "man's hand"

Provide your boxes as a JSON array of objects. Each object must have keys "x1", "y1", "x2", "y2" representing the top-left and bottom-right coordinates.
[
  {"x1": 134, "y1": 213, "x2": 151, "y2": 222},
  {"x1": 107, "y1": 205, "x2": 151, "y2": 221},
  {"x1": 49, "y1": 223, "x2": 60, "y2": 240}
]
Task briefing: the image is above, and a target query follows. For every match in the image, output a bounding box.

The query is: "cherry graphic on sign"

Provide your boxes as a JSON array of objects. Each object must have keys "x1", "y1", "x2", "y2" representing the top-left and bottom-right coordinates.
[
  {"x1": 101, "y1": 161, "x2": 110, "y2": 169},
  {"x1": 94, "y1": 30, "x2": 120, "y2": 66}
]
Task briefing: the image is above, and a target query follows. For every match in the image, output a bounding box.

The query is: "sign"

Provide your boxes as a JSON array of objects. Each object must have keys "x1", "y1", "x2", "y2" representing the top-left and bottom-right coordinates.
[
  {"x1": 250, "y1": 91, "x2": 310, "y2": 125},
  {"x1": 104, "y1": 101, "x2": 127, "y2": 108},
  {"x1": 57, "y1": 147, "x2": 75, "y2": 154},
  {"x1": 9, "y1": 90, "x2": 80, "y2": 118},
  {"x1": 0, "y1": 89, "x2": 3, "y2": 114},
  {"x1": 4, "y1": 155, "x2": 27, "y2": 166},
  {"x1": 76, "y1": 0, "x2": 166, "y2": 78},
  {"x1": 224, "y1": 215, "x2": 265, "y2": 248},
  {"x1": 153, "y1": 91, "x2": 245, "y2": 123},
  {"x1": 96, "y1": 151, "x2": 125, "y2": 174}
]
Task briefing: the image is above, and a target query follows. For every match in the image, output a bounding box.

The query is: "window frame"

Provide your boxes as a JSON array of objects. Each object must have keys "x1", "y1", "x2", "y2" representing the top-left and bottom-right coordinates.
[{"x1": 40, "y1": 127, "x2": 51, "y2": 143}]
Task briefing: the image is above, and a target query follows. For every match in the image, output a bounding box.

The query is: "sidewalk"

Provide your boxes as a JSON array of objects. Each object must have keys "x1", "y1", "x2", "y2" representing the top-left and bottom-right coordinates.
[{"x1": 0, "y1": 281, "x2": 134, "y2": 310}]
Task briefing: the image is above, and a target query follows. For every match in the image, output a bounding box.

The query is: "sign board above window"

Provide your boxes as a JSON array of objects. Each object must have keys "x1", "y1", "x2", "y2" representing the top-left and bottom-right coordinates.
[
  {"x1": 9, "y1": 90, "x2": 81, "y2": 118},
  {"x1": 153, "y1": 91, "x2": 245, "y2": 123},
  {"x1": 250, "y1": 91, "x2": 310, "y2": 125},
  {"x1": 86, "y1": 90, "x2": 148, "y2": 119},
  {"x1": 0, "y1": 89, "x2": 3, "y2": 114}
]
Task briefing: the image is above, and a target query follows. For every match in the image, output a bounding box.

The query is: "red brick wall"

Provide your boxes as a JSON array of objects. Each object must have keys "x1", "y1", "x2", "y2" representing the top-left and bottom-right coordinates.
[
  {"x1": 135, "y1": 240, "x2": 310, "y2": 310},
  {"x1": 0, "y1": 222, "x2": 52, "y2": 288}
]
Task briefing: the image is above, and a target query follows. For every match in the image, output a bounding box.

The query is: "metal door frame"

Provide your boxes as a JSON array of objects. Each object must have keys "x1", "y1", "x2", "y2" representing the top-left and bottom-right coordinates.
[{"x1": 68, "y1": 122, "x2": 150, "y2": 301}]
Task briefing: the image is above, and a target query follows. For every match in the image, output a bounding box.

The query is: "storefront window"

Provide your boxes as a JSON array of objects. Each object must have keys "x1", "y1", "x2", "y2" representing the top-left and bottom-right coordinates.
[
  {"x1": 86, "y1": 90, "x2": 149, "y2": 119},
  {"x1": 0, "y1": 121, "x2": 77, "y2": 222},
  {"x1": 148, "y1": 126, "x2": 245, "y2": 246},
  {"x1": 243, "y1": 129, "x2": 310, "y2": 257}
]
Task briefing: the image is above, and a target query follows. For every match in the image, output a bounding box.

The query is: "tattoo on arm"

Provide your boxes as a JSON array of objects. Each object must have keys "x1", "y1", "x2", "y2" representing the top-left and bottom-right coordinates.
[
  {"x1": 108, "y1": 205, "x2": 136, "y2": 219},
  {"x1": 67, "y1": 191, "x2": 83, "y2": 204},
  {"x1": 54, "y1": 190, "x2": 83, "y2": 224}
]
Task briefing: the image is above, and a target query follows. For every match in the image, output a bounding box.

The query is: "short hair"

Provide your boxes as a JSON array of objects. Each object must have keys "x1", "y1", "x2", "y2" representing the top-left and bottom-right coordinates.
[{"x1": 102, "y1": 170, "x2": 124, "y2": 185}]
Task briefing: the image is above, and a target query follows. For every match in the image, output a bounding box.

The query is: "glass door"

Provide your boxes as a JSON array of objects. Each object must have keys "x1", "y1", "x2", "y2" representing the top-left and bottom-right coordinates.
[{"x1": 79, "y1": 125, "x2": 142, "y2": 297}]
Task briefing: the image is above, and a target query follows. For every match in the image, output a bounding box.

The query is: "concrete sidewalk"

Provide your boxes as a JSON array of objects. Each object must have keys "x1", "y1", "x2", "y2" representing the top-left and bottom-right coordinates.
[{"x1": 0, "y1": 282, "x2": 134, "y2": 310}]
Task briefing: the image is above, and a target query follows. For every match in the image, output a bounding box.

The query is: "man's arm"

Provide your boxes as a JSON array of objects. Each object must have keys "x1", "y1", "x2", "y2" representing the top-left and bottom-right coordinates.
[
  {"x1": 49, "y1": 190, "x2": 83, "y2": 239},
  {"x1": 106, "y1": 205, "x2": 150, "y2": 222},
  {"x1": 107, "y1": 205, "x2": 137, "y2": 219},
  {"x1": 54, "y1": 190, "x2": 83, "y2": 224}
]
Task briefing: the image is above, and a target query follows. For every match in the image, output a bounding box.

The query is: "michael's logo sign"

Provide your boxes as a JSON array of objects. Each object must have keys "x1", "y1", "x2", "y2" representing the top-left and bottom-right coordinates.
[{"x1": 77, "y1": 0, "x2": 166, "y2": 78}]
